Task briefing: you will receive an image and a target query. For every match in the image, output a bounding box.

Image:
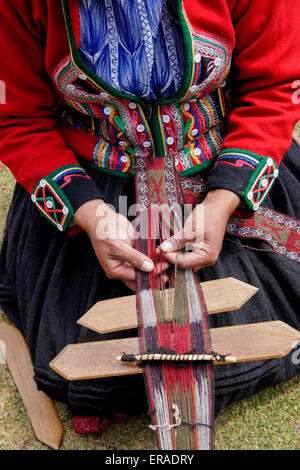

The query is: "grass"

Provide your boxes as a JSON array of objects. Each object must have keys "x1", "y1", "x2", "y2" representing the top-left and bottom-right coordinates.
[{"x1": 0, "y1": 124, "x2": 300, "y2": 450}]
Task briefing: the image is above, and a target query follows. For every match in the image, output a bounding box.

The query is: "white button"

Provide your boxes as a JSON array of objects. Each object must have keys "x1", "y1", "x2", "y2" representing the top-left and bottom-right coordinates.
[
  {"x1": 40, "y1": 179, "x2": 47, "y2": 188},
  {"x1": 31, "y1": 195, "x2": 36, "y2": 203},
  {"x1": 190, "y1": 85, "x2": 198, "y2": 93},
  {"x1": 104, "y1": 107, "x2": 112, "y2": 115},
  {"x1": 163, "y1": 115, "x2": 170, "y2": 123},
  {"x1": 220, "y1": 80, "x2": 227, "y2": 88},
  {"x1": 100, "y1": 92, "x2": 109, "y2": 98},
  {"x1": 167, "y1": 137, "x2": 174, "y2": 145},
  {"x1": 247, "y1": 191, "x2": 253, "y2": 200},
  {"x1": 121, "y1": 155, "x2": 129, "y2": 163},
  {"x1": 62, "y1": 207, "x2": 69, "y2": 215},
  {"x1": 214, "y1": 57, "x2": 222, "y2": 66},
  {"x1": 137, "y1": 124, "x2": 145, "y2": 133},
  {"x1": 191, "y1": 129, "x2": 199, "y2": 136},
  {"x1": 195, "y1": 53, "x2": 201, "y2": 63},
  {"x1": 267, "y1": 158, "x2": 273, "y2": 166},
  {"x1": 129, "y1": 102, "x2": 137, "y2": 109},
  {"x1": 253, "y1": 203, "x2": 259, "y2": 211},
  {"x1": 57, "y1": 224, "x2": 63, "y2": 232},
  {"x1": 261, "y1": 179, "x2": 268, "y2": 188},
  {"x1": 274, "y1": 169, "x2": 279, "y2": 177},
  {"x1": 46, "y1": 200, "x2": 53, "y2": 209},
  {"x1": 193, "y1": 148, "x2": 201, "y2": 156},
  {"x1": 67, "y1": 84, "x2": 75, "y2": 91},
  {"x1": 79, "y1": 74, "x2": 87, "y2": 80},
  {"x1": 143, "y1": 141, "x2": 151, "y2": 148},
  {"x1": 184, "y1": 103, "x2": 190, "y2": 111},
  {"x1": 119, "y1": 141, "x2": 127, "y2": 147}
]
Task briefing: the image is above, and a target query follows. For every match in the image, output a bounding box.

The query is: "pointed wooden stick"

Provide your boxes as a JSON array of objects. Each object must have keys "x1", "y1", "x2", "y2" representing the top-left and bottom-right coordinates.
[
  {"x1": 50, "y1": 321, "x2": 300, "y2": 381},
  {"x1": 78, "y1": 277, "x2": 258, "y2": 334},
  {"x1": 0, "y1": 323, "x2": 62, "y2": 450}
]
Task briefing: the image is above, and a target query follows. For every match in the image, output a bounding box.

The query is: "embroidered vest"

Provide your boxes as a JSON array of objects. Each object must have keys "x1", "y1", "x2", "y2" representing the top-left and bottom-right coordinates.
[{"x1": 54, "y1": 0, "x2": 232, "y2": 179}]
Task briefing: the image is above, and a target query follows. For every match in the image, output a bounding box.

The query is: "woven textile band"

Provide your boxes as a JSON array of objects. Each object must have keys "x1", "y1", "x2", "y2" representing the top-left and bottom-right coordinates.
[
  {"x1": 178, "y1": 176, "x2": 300, "y2": 263},
  {"x1": 135, "y1": 154, "x2": 214, "y2": 450}
]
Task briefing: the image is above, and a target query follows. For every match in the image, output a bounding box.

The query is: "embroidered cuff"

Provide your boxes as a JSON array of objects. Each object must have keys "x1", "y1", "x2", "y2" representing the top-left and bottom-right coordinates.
[
  {"x1": 206, "y1": 149, "x2": 279, "y2": 212},
  {"x1": 31, "y1": 165, "x2": 102, "y2": 232}
]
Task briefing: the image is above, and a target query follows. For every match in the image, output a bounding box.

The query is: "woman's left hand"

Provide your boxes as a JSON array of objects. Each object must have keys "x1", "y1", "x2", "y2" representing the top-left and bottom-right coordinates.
[{"x1": 157, "y1": 189, "x2": 240, "y2": 271}]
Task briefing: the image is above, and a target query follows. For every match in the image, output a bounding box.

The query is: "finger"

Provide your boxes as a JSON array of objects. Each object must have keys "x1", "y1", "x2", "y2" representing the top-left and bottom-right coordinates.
[
  {"x1": 106, "y1": 259, "x2": 169, "y2": 282},
  {"x1": 112, "y1": 241, "x2": 154, "y2": 273},
  {"x1": 153, "y1": 273, "x2": 169, "y2": 287},
  {"x1": 163, "y1": 249, "x2": 218, "y2": 270},
  {"x1": 161, "y1": 273, "x2": 169, "y2": 284},
  {"x1": 158, "y1": 231, "x2": 186, "y2": 254},
  {"x1": 158, "y1": 207, "x2": 205, "y2": 254},
  {"x1": 122, "y1": 272, "x2": 169, "y2": 293},
  {"x1": 104, "y1": 259, "x2": 136, "y2": 281},
  {"x1": 122, "y1": 279, "x2": 136, "y2": 292},
  {"x1": 153, "y1": 261, "x2": 170, "y2": 276}
]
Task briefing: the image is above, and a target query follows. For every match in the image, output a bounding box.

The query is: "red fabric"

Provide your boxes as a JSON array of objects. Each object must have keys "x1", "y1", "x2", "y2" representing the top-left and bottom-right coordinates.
[
  {"x1": 72, "y1": 414, "x2": 127, "y2": 434},
  {"x1": 72, "y1": 416, "x2": 101, "y2": 434},
  {"x1": 0, "y1": 0, "x2": 299, "y2": 194},
  {"x1": 184, "y1": 0, "x2": 300, "y2": 160},
  {"x1": 72, "y1": 416, "x2": 110, "y2": 434}
]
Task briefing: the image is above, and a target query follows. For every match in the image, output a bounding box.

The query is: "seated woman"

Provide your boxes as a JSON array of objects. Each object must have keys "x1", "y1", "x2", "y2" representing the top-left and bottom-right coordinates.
[{"x1": 0, "y1": 0, "x2": 299, "y2": 435}]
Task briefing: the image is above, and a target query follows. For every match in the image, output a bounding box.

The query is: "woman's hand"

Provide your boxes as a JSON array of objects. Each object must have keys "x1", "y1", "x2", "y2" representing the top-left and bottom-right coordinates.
[
  {"x1": 73, "y1": 199, "x2": 169, "y2": 291},
  {"x1": 157, "y1": 189, "x2": 240, "y2": 271}
]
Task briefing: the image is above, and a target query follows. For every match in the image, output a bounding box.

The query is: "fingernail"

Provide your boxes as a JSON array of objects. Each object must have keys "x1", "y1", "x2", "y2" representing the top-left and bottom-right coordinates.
[
  {"x1": 160, "y1": 241, "x2": 172, "y2": 252},
  {"x1": 142, "y1": 260, "x2": 154, "y2": 272}
]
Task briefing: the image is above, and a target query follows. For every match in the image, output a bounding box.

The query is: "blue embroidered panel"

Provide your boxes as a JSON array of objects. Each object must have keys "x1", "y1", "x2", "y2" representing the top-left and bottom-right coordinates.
[{"x1": 78, "y1": 0, "x2": 184, "y2": 100}]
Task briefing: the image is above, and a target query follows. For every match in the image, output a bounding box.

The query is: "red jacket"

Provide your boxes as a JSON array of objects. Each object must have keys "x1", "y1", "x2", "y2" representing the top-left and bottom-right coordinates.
[{"x1": 0, "y1": 0, "x2": 299, "y2": 231}]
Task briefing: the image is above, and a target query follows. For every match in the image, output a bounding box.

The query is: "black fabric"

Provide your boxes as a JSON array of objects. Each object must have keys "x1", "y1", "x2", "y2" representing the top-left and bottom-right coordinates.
[
  {"x1": 0, "y1": 140, "x2": 299, "y2": 418},
  {"x1": 206, "y1": 154, "x2": 256, "y2": 201},
  {"x1": 59, "y1": 170, "x2": 105, "y2": 214}
]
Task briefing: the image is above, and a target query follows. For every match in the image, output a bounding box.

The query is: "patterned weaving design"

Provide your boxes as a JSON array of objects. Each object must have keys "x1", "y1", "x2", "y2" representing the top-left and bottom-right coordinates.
[
  {"x1": 78, "y1": 0, "x2": 184, "y2": 100},
  {"x1": 228, "y1": 207, "x2": 300, "y2": 263},
  {"x1": 135, "y1": 155, "x2": 214, "y2": 449},
  {"x1": 178, "y1": 177, "x2": 300, "y2": 263}
]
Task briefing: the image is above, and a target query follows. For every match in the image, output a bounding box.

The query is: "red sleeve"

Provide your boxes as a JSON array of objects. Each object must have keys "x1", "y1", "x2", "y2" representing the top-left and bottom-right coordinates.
[
  {"x1": 207, "y1": 0, "x2": 300, "y2": 212},
  {"x1": 0, "y1": 0, "x2": 101, "y2": 232}
]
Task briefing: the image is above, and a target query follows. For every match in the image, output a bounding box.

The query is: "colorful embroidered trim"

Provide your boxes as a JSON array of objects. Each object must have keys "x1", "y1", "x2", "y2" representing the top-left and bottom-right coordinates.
[
  {"x1": 51, "y1": 165, "x2": 90, "y2": 188},
  {"x1": 59, "y1": 83, "x2": 228, "y2": 179},
  {"x1": 216, "y1": 149, "x2": 279, "y2": 211},
  {"x1": 31, "y1": 165, "x2": 90, "y2": 231},
  {"x1": 244, "y1": 157, "x2": 278, "y2": 211}
]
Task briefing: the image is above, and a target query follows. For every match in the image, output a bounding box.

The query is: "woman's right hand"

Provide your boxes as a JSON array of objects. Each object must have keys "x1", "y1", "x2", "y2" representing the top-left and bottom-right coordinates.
[{"x1": 73, "y1": 199, "x2": 169, "y2": 291}]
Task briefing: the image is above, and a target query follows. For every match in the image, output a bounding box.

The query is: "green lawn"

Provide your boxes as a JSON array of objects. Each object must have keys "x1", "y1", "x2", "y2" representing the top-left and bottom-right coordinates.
[{"x1": 0, "y1": 124, "x2": 300, "y2": 450}]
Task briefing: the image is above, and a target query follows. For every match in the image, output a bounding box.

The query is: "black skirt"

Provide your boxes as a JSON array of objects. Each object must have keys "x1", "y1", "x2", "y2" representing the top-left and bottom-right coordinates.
[{"x1": 1, "y1": 140, "x2": 300, "y2": 418}]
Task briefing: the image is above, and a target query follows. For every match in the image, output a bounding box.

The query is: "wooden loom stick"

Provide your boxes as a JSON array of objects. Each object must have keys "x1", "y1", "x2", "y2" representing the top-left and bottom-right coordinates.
[
  {"x1": 117, "y1": 353, "x2": 237, "y2": 362},
  {"x1": 0, "y1": 323, "x2": 62, "y2": 450},
  {"x1": 49, "y1": 320, "x2": 300, "y2": 381},
  {"x1": 77, "y1": 277, "x2": 258, "y2": 334}
]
